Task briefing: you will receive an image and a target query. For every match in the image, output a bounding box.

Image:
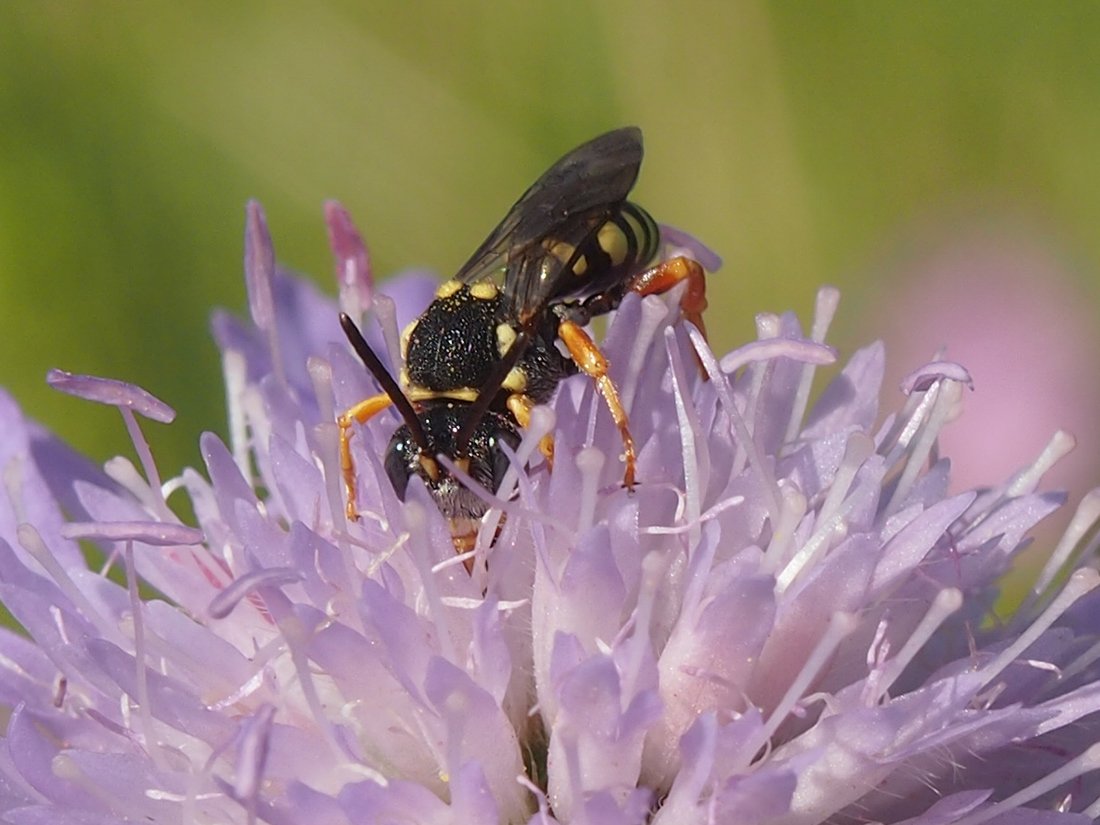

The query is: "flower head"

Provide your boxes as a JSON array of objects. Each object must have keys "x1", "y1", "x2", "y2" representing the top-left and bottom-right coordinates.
[{"x1": 1, "y1": 201, "x2": 1099, "y2": 824}]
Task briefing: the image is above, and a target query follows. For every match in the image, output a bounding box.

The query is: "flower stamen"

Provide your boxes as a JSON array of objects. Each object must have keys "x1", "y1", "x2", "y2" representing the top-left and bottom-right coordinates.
[{"x1": 783, "y1": 287, "x2": 841, "y2": 443}]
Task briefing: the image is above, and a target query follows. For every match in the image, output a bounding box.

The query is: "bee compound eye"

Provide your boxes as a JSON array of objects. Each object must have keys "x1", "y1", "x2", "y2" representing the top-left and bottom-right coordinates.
[
  {"x1": 383, "y1": 430, "x2": 416, "y2": 500},
  {"x1": 487, "y1": 425, "x2": 521, "y2": 493},
  {"x1": 489, "y1": 441, "x2": 510, "y2": 493}
]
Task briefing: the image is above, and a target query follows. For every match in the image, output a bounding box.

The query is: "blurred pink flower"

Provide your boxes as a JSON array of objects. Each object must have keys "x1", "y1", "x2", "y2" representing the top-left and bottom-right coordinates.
[{"x1": 876, "y1": 228, "x2": 1100, "y2": 498}]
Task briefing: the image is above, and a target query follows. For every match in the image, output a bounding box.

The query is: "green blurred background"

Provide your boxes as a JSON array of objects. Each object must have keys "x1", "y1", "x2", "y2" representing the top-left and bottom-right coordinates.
[{"x1": 3, "y1": 1, "x2": 1100, "y2": 505}]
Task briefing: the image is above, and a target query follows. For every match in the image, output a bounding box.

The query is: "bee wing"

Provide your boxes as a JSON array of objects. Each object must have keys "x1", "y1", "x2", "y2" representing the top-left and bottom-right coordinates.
[{"x1": 453, "y1": 127, "x2": 644, "y2": 315}]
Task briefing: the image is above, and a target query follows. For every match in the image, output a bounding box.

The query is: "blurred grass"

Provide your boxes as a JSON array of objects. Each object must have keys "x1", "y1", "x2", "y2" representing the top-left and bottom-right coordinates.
[{"x1": 1, "y1": 0, "x2": 1099, "y2": 487}]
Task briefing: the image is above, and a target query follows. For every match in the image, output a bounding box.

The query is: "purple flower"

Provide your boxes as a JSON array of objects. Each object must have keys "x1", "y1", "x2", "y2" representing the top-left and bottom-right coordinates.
[{"x1": 1, "y1": 200, "x2": 1099, "y2": 825}]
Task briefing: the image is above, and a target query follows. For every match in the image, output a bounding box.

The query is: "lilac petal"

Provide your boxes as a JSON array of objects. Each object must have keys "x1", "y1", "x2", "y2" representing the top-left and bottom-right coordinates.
[
  {"x1": 0, "y1": 627, "x2": 61, "y2": 710},
  {"x1": 843, "y1": 695, "x2": 1074, "y2": 819},
  {"x1": 0, "y1": 588, "x2": 121, "y2": 705},
  {"x1": 424, "y1": 657, "x2": 526, "y2": 821},
  {"x1": 648, "y1": 573, "x2": 776, "y2": 782},
  {"x1": 552, "y1": 525, "x2": 628, "y2": 650},
  {"x1": 959, "y1": 492, "x2": 1064, "y2": 556},
  {"x1": 470, "y1": 598, "x2": 513, "y2": 707},
  {"x1": 767, "y1": 707, "x2": 910, "y2": 819},
  {"x1": 210, "y1": 308, "x2": 268, "y2": 377},
  {"x1": 804, "y1": 341, "x2": 886, "y2": 436},
  {"x1": 576, "y1": 789, "x2": 654, "y2": 825},
  {"x1": 748, "y1": 540, "x2": 876, "y2": 708},
  {"x1": 659, "y1": 223, "x2": 723, "y2": 271},
  {"x1": 284, "y1": 523, "x2": 345, "y2": 607},
  {"x1": 901, "y1": 360, "x2": 974, "y2": 394},
  {"x1": 281, "y1": 782, "x2": 349, "y2": 825},
  {"x1": 45, "y1": 370, "x2": 174, "y2": 423},
  {"x1": 141, "y1": 598, "x2": 255, "y2": 698},
  {"x1": 269, "y1": 270, "x2": 347, "y2": 390},
  {"x1": 447, "y1": 762, "x2": 502, "y2": 825},
  {"x1": 0, "y1": 533, "x2": 88, "y2": 620},
  {"x1": 325, "y1": 200, "x2": 372, "y2": 305},
  {"x1": 338, "y1": 776, "x2": 471, "y2": 825},
  {"x1": 244, "y1": 200, "x2": 276, "y2": 331},
  {"x1": 234, "y1": 704, "x2": 276, "y2": 799},
  {"x1": 85, "y1": 639, "x2": 235, "y2": 745},
  {"x1": 52, "y1": 751, "x2": 174, "y2": 821},
  {"x1": 547, "y1": 633, "x2": 587, "y2": 701},
  {"x1": 6, "y1": 706, "x2": 100, "y2": 808},
  {"x1": 547, "y1": 653, "x2": 659, "y2": 820},
  {"x1": 234, "y1": 498, "x2": 294, "y2": 569},
  {"x1": 655, "y1": 712, "x2": 785, "y2": 824},
  {"x1": 359, "y1": 580, "x2": 436, "y2": 703},
  {"x1": 200, "y1": 431, "x2": 258, "y2": 532},
  {"x1": 4, "y1": 809, "x2": 131, "y2": 825},
  {"x1": 528, "y1": 523, "x2": 633, "y2": 721},
  {"x1": 306, "y1": 620, "x2": 443, "y2": 785},
  {"x1": 711, "y1": 770, "x2": 798, "y2": 825},
  {"x1": 0, "y1": 393, "x2": 85, "y2": 570},
  {"x1": 26, "y1": 418, "x2": 114, "y2": 517},
  {"x1": 651, "y1": 712, "x2": 718, "y2": 822},
  {"x1": 268, "y1": 432, "x2": 326, "y2": 524},
  {"x1": 896, "y1": 790, "x2": 991, "y2": 825},
  {"x1": 872, "y1": 492, "x2": 976, "y2": 591}
]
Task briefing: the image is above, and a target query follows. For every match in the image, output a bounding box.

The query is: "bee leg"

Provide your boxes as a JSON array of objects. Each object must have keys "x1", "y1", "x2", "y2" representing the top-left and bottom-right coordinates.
[
  {"x1": 629, "y1": 255, "x2": 709, "y2": 377},
  {"x1": 337, "y1": 393, "x2": 393, "y2": 521},
  {"x1": 629, "y1": 255, "x2": 709, "y2": 343},
  {"x1": 506, "y1": 393, "x2": 555, "y2": 469},
  {"x1": 450, "y1": 519, "x2": 479, "y2": 574},
  {"x1": 449, "y1": 516, "x2": 506, "y2": 576},
  {"x1": 557, "y1": 320, "x2": 637, "y2": 489}
]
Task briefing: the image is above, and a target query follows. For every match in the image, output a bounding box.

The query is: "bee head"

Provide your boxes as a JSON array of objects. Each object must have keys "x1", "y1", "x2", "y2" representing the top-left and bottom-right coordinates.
[{"x1": 385, "y1": 405, "x2": 521, "y2": 519}]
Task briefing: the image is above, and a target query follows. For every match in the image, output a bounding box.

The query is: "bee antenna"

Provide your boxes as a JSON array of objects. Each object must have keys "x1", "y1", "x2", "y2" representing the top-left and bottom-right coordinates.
[
  {"x1": 453, "y1": 327, "x2": 530, "y2": 456},
  {"x1": 338, "y1": 313, "x2": 432, "y2": 452}
]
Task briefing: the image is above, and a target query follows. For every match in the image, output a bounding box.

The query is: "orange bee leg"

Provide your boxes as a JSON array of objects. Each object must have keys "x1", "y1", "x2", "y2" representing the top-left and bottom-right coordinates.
[
  {"x1": 448, "y1": 518, "x2": 479, "y2": 574},
  {"x1": 629, "y1": 255, "x2": 709, "y2": 376},
  {"x1": 507, "y1": 393, "x2": 555, "y2": 469},
  {"x1": 557, "y1": 320, "x2": 637, "y2": 489},
  {"x1": 629, "y1": 255, "x2": 709, "y2": 342},
  {"x1": 449, "y1": 516, "x2": 508, "y2": 576},
  {"x1": 337, "y1": 393, "x2": 393, "y2": 521}
]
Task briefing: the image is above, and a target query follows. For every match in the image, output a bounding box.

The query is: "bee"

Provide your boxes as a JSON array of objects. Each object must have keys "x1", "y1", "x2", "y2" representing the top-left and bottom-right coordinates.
[{"x1": 338, "y1": 127, "x2": 707, "y2": 548}]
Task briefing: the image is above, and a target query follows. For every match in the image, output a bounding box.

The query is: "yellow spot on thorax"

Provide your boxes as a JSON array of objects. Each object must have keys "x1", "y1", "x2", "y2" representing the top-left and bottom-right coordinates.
[
  {"x1": 435, "y1": 279, "x2": 462, "y2": 299},
  {"x1": 469, "y1": 281, "x2": 498, "y2": 300},
  {"x1": 400, "y1": 319, "x2": 418, "y2": 359},
  {"x1": 495, "y1": 323, "x2": 517, "y2": 356}
]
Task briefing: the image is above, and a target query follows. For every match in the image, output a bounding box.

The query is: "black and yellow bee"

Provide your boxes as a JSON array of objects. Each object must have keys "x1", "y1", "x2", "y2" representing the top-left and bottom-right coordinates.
[{"x1": 338, "y1": 127, "x2": 708, "y2": 548}]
